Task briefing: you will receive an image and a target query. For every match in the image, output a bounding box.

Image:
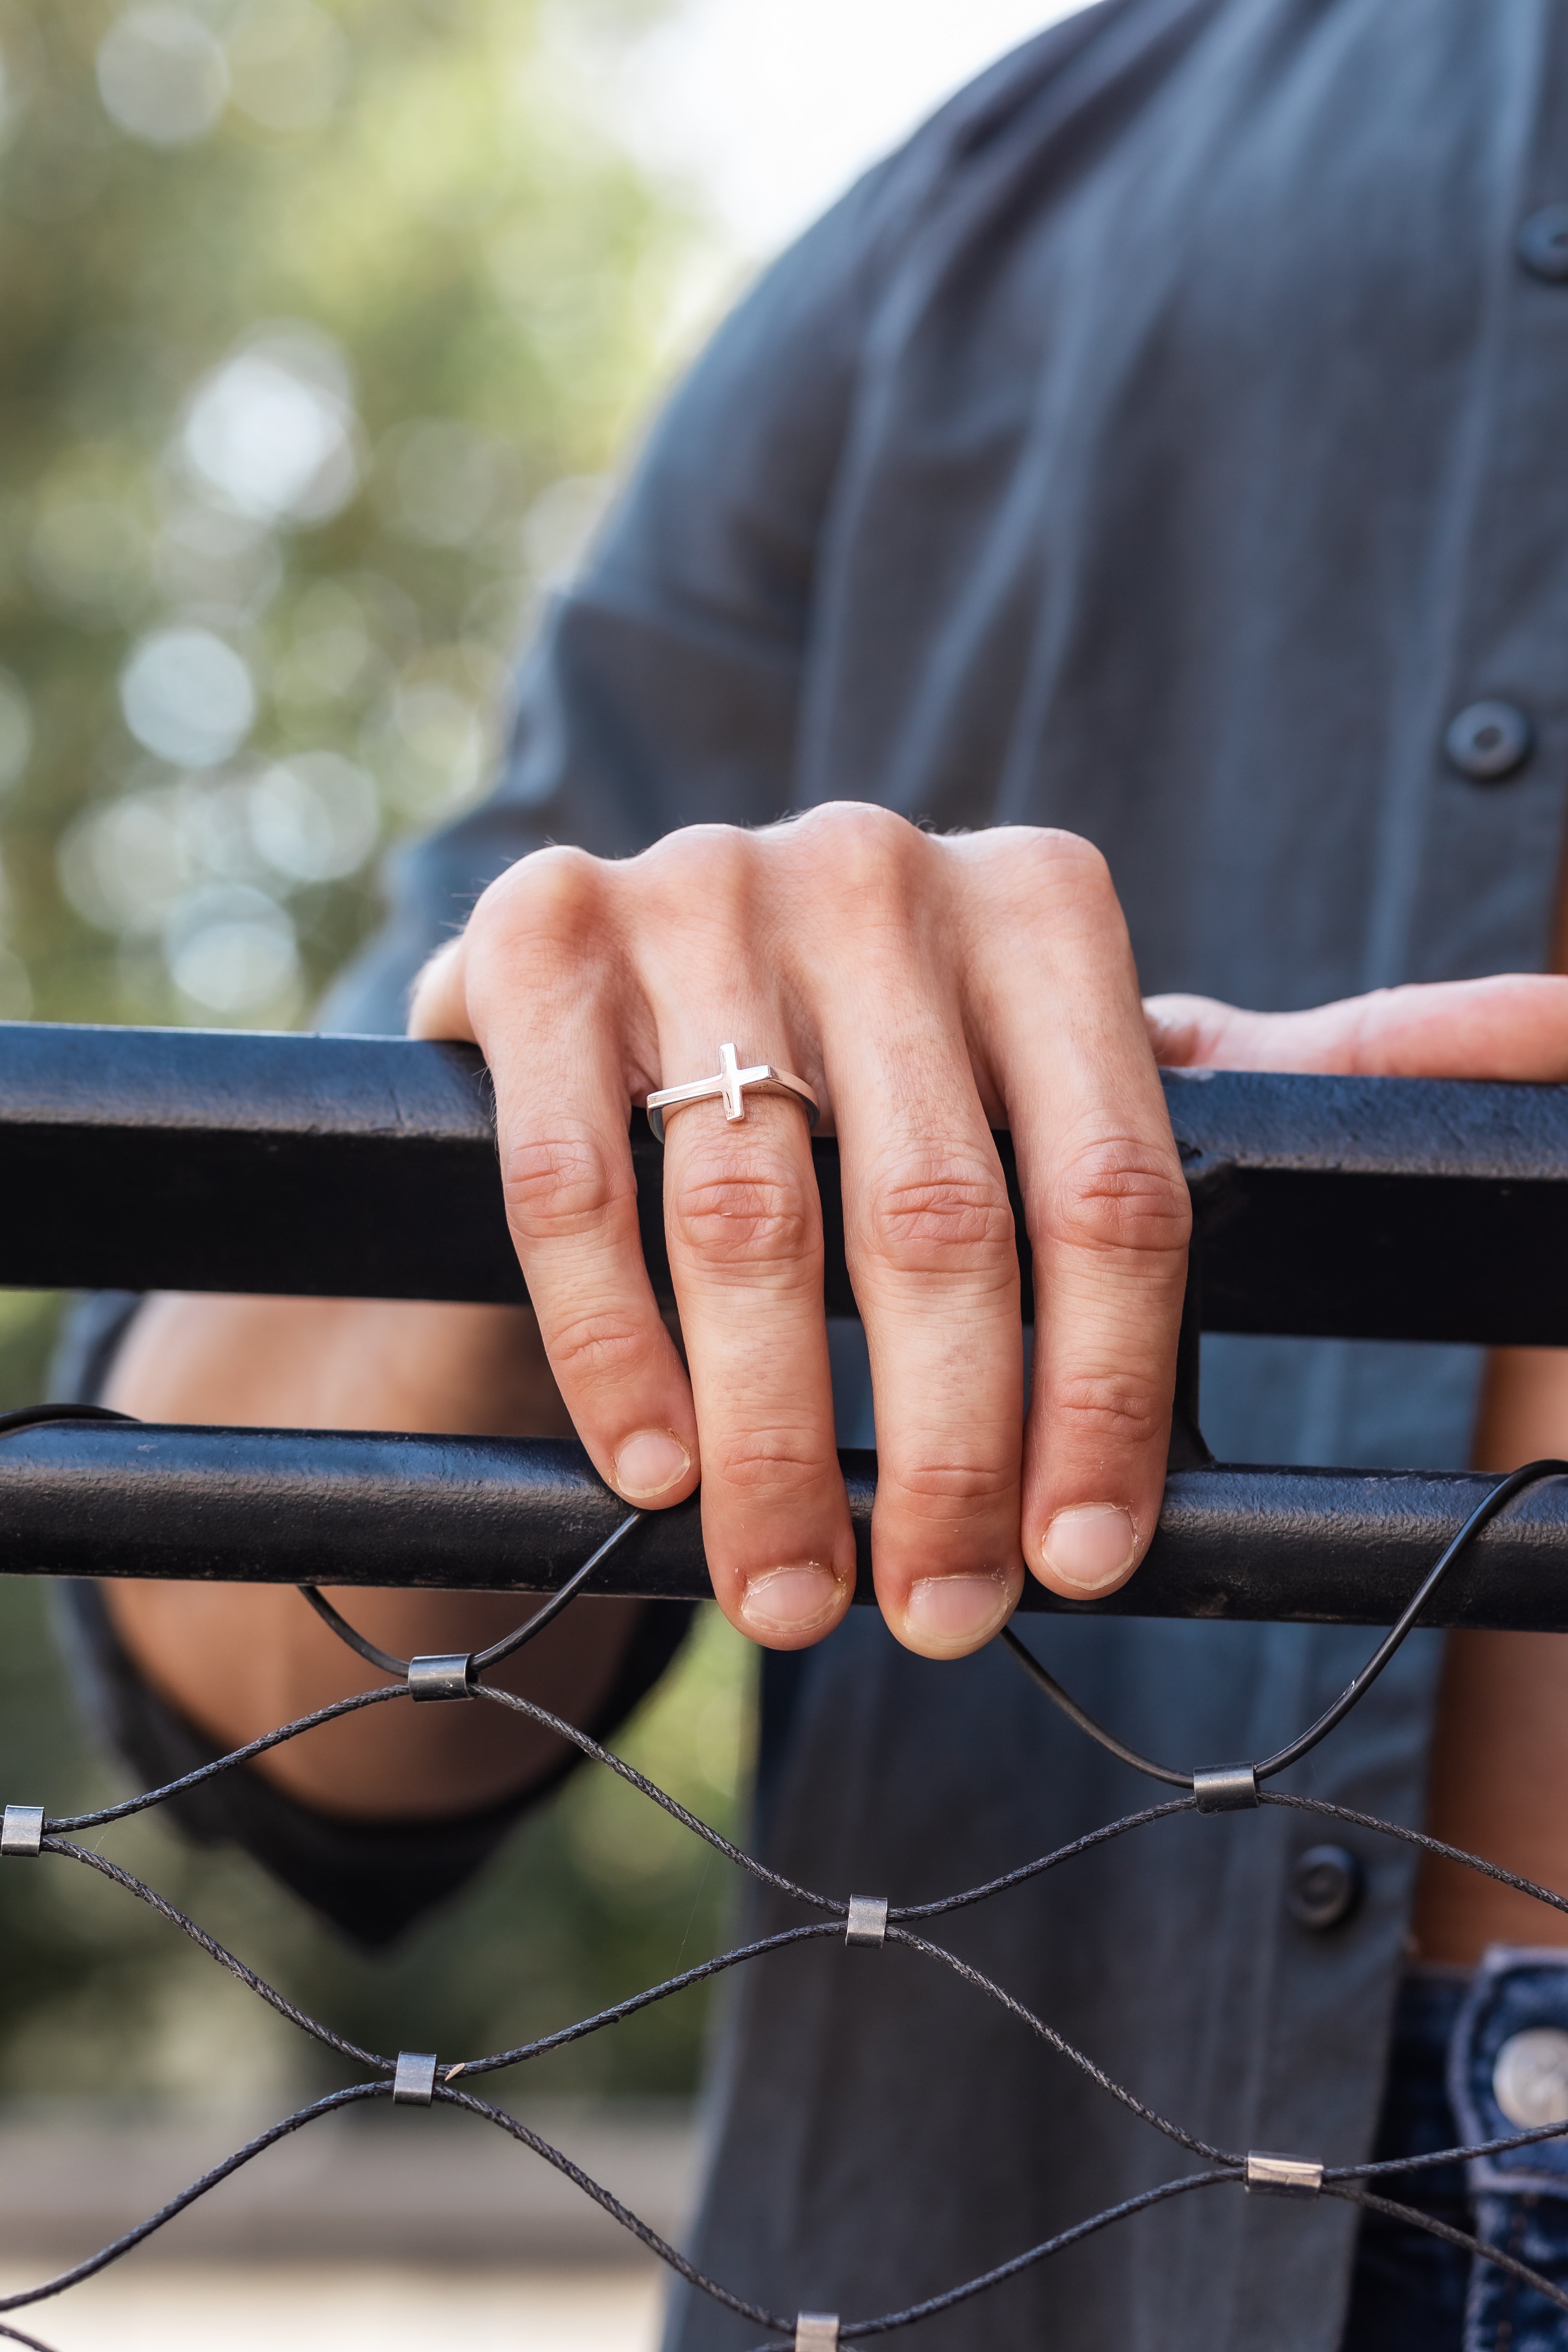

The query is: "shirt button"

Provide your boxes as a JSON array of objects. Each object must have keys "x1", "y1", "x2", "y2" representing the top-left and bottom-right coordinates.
[
  {"x1": 1519, "y1": 203, "x2": 1568, "y2": 281},
  {"x1": 1286, "y1": 1844, "x2": 1363, "y2": 1931},
  {"x1": 1494, "y1": 2027, "x2": 1568, "y2": 2128},
  {"x1": 1445, "y1": 699, "x2": 1533, "y2": 781}
]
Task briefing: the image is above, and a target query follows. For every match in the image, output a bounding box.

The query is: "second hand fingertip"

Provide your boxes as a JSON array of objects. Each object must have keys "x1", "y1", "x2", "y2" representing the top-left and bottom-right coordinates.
[
  {"x1": 612, "y1": 1428, "x2": 693, "y2": 1500},
  {"x1": 1039, "y1": 1503, "x2": 1138, "y2": 1594},
  {"x1": 898, "y1": 1571, "x2": 1019, "y2": 1658},
  {"x1": 737, "y1": 1563, "x2": 848, "y2": 1643}
]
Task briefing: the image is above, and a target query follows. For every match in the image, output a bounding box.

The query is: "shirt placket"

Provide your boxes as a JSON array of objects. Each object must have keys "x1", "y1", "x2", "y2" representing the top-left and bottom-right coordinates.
[{"x1": 1370, "y1": 6, "x2": 1568, "y2": 993}]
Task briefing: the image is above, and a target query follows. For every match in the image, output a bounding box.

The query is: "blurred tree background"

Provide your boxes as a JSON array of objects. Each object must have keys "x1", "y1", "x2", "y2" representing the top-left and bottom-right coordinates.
[{"x1": 0, "y1": 0, "x2": 759, "y2": 2104}]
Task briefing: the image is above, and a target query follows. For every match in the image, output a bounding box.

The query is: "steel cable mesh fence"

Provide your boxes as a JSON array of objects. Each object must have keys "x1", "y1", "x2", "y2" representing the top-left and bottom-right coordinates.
[{"x1": 6, "y1": 1428, "x2": 1568, "y2": 2349}]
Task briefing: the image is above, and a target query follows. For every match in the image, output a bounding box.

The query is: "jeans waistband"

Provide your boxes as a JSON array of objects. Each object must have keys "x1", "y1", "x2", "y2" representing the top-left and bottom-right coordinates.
[
  {"x1": 1448, "y1": 1948, "x2": 1568, "y2": 2199},
  {"x1": 1345, "y1": 1951, "x2": 1568, "y2": 2352}
]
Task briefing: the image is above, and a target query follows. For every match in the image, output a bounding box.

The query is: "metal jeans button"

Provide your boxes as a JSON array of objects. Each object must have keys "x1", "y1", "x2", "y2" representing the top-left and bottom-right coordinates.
[
  {"x1": 1518, "y1": 203, "x2": 1568, "y2": 281},
  {"x1": 1445, "y1": 699, "x2": 1533, "y2": 781},
  {"x1": 1493, "y1": 2028, "x2": 1568, "y2": 2130},
  {"x1": 1286, "y1": 1844, "x2": 1363, "y2": 1931}
]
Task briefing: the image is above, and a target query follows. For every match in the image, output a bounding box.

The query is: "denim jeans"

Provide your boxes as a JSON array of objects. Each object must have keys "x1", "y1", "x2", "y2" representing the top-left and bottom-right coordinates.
[{"x1": 1341, "y1": 1953, "x2": 1568, "y2": 2351}]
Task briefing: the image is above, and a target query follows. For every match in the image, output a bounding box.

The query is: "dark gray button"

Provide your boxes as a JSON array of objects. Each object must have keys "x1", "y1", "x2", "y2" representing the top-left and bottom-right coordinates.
[
  {"x1": 1446, "y1": 700, "x2": 1533, "y2": 781},
  {"x1": 1519, "y1": 204, "x2": 1568, "y2": 281},
  {"x1": 1287, "y1": 1844, "x2": 1363, "y2": 1932}
]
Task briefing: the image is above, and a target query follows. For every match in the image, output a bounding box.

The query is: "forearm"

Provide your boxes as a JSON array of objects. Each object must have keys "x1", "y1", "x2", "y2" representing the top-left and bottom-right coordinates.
[
  {"x1": 1412, "y1": 1344, "x2": 1568, "y2": 1959},
  {"x1": 100, "y1": 1292, "x2": 650, "y2": 1818}
]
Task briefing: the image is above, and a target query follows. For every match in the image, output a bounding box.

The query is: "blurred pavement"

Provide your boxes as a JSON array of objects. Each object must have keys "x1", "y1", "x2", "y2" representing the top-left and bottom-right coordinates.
[
  {"x1": 0, "y1": 2262, "x2": 665, "y2": 2351},
  {"x1": 0, "y1": 2100, "x2": 695, "y2": 2349}
]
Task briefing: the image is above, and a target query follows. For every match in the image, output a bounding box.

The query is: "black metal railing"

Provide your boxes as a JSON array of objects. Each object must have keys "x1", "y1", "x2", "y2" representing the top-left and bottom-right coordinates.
[
  {"x1": 6, "y1": 1022, "x2": 1568, "y2": 2348},
  {"x1": 8, "y1": 1022, "x2": 1568, "y2": 1619}
]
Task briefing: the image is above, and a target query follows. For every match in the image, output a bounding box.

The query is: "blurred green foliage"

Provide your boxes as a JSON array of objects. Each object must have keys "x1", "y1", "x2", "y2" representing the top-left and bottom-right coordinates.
[
  {"x1": 0, "y1": 0, "x2": 759, "y2": 2101},
  {"x1": 0, "y1": 0, "x2": 706, "y2": 1028}
]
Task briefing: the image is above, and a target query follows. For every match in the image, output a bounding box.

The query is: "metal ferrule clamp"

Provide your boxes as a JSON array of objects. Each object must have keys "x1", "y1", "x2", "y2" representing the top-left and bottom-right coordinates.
[
  {"x1": 1193, "y1": 1764, "x2": 1260, "y2": 1812},
  {"x1": 0, "y1": 1805, "x2": 42, "y2": 1857},
  {"x1": 408, "y1": 1653, "x2": 473, "y2": 1702},
  {"x1": 393, "y1": 2051, "x2": 439, "y2": 2106},
  {"x1": 1245, "y1": 2152, "x2": 1324, "y2": 2198},
  {"x1": 794, "y1": 2317, "x2": 839, "y2": 2351},
  {"x1": 845, "y1": 1894, "x2": 889, "y2": 1948}
]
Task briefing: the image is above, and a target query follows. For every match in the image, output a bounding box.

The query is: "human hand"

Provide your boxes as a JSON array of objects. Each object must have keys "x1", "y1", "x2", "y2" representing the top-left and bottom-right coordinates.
[
  {"x1": 1145, "y1": 974, "x2": 1568, "y2": 1081},
  {"x1": 410, "y1": 807, "x2": 1192, "y2": 1657}
]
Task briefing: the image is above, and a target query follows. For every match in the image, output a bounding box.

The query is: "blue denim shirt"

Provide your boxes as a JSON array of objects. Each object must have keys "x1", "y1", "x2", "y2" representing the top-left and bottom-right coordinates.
[{"x1": 174, "y1": 1, "x2": 1568, "y2": 2343}]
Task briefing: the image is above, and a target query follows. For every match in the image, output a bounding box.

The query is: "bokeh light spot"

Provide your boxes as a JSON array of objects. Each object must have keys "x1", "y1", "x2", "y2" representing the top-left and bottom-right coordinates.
[
  {"x1": 119, "y1": 627, "x2": 257, "y2": 768},
  {"x1": 96, "y1": 7, "x2": 228, "y2": 149},
  {"x1": 183, "y1": 337, "x2": 358, "y2": 526}
]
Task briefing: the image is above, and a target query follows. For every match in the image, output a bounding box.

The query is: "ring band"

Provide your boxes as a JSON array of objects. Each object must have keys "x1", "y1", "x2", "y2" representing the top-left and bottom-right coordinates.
[{"x1": 646, "y1": 1042, "x2": 819, "y2": 1144}]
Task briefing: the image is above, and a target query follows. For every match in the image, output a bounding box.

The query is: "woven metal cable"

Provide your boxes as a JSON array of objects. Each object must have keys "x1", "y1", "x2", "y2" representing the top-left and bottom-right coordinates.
[{"x1": 3, "y1": 1452, "x2": 1568, "y2": 2343}]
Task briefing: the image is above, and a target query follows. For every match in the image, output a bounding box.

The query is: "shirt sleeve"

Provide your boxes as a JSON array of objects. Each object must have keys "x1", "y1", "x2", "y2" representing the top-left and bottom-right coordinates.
[{"x1": 51, "y1": 1575, "x2": 695, "y2": 1949}]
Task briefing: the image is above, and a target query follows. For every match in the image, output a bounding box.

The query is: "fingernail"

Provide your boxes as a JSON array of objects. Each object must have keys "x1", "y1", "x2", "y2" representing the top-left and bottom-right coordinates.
[
  {"x1": 1042, "y1": 1504, "x2": 1137, "y2": 1593},
  {"x1": 613, "y1": 1429, "x2": 691, "y2": 1499},
  {"x1": 903, "y1": 1574, "x2": 1015, "y2": 1651},
  {"x1": 739, "y1": 1564, "x2": 844, "y2": 1637}
]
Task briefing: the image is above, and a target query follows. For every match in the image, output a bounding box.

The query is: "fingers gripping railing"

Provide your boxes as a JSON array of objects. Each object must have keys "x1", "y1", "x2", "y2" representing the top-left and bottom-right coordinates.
[{"x1": 8, "y1": 1028, "x2": 1568, "y2": 2340}]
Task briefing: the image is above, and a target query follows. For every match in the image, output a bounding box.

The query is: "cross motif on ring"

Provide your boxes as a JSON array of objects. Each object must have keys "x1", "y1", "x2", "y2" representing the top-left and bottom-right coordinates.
[
  {"x1": 645, "y1": 1042, "x2": 819, "y2": 1141},
  {"x1": 718, "y1": 1041, "x2": 774, "y2": 1120}
]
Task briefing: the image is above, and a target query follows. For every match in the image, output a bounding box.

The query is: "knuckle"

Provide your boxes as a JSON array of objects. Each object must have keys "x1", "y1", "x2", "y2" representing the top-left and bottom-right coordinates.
[
  {"x1": 858, "y1": 1150, "x2": 1016, "y2": 1286},
  {"x1": 502, "y1": 1123, "x2": 632, "y2": 1244},
  {"x1": 889, "y1": 1450, "x2": 1017, "y2": 1514},
  {"x1": 1048, "y1": 1370, "x2": 1169, "y2": 1452},
  {"x1": 474, "y1": 843, "x2": 604, "y2": 953},
  {"x1": 796, "y1": 802, "x2": 925, "y2": 909},
  {"x1": 1032, "y1": 827, "x2": 1112, "y2": 891},
  {"x1": 545, "y1": 1306, "x2": 653, "y2": 1391},
  {"x1": 709, "y1": 1426, "x2": 828, "y2": 1499},
  {"x1": 974, "y1": 827, "x2": 1116, "y2": 931},
  {"x1": 1045, "y1": 1137, "x2": 1192, "y2": 1260},
  {"x1": 639, "y1": 822, "x2": 753, "y2": 914},
  {"x1": 672, "y1": 1142, "x2": 818, "y2": 1277}
]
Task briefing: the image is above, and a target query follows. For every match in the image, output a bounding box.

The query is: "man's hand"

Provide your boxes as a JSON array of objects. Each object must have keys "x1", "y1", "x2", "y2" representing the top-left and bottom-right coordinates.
[
  {"x1": 1146, "y1": 974, "x2": 1568, "y2": 1080},
  {"x1": 103, "y1": 882, "x2": 1568, "y2": 1821},
  {"x1": 411, "y1": 806, "x2": 1193, "y2": 1654}
]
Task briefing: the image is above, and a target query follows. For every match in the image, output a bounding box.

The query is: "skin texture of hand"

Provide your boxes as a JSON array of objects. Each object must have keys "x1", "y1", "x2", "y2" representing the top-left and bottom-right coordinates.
[{"x1": 408, "y1": 805, "x2": 1194, "y2": 1660}]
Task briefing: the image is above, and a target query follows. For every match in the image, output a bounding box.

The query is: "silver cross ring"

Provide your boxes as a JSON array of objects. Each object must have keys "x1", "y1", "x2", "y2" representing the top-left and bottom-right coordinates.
[{"x1": 646, "y1": 1042, "x2": 820, "y2": 1144}]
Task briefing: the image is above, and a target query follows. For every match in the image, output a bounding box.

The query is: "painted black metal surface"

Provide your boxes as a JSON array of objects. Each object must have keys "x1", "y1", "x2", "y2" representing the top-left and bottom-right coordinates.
[
  {"x1": 5, "y1": 1022, "x2": 1568, "y2": 1343},
  {"x1": 9, "y1": 1022, "x2": 1568, "y2": 1628},
  {"x1": 2, "y1": 1417, "x2": 1568, "y2": 1627}
]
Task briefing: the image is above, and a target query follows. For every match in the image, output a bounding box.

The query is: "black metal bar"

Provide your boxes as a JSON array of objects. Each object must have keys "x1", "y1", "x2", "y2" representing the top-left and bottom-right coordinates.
[
  {"x1": 9, "y1": 1024, "x2": 1568, "y2": 1629},
  {"x1": 3, "y1": 1418, "x2": 1568, "y2": 1631},
  {"x1": 4, "y1": 1022, "x2": 1568, "y2": 1344}
]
